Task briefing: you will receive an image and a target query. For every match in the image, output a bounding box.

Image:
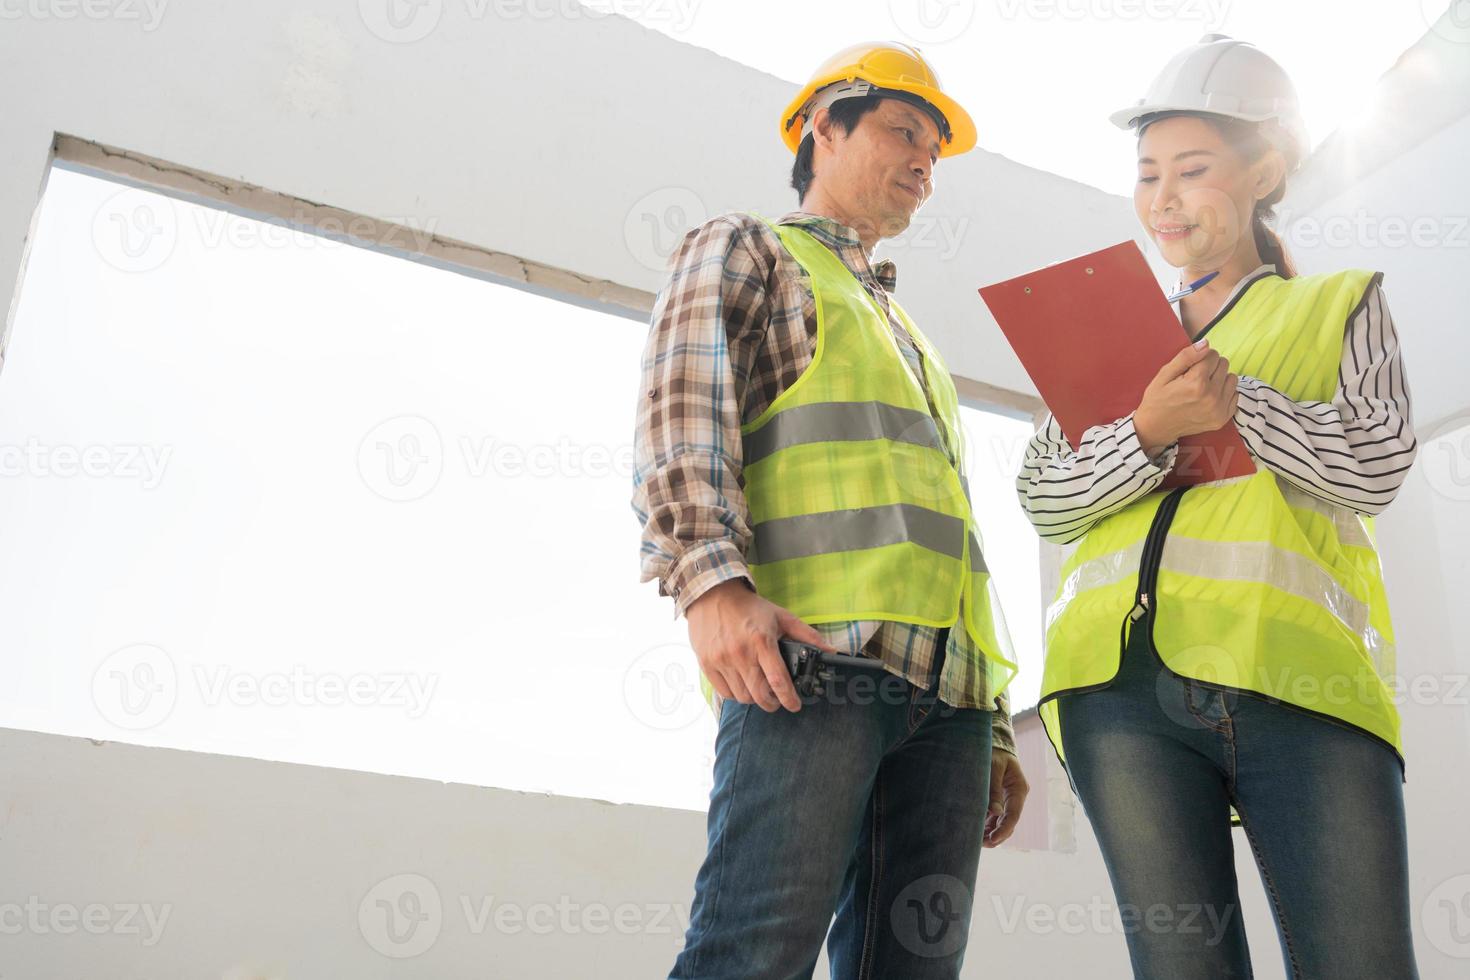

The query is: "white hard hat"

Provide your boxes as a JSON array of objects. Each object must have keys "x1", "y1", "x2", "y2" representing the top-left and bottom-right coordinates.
[{"x1": 1110, "y1": 34, "x2": 1308, "y2": 171}]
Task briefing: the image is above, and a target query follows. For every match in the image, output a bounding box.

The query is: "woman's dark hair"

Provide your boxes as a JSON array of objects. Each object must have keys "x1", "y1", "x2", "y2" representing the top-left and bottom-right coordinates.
[
  {"x1": 1140, "y1": 111, "x2": 1299, "y2": 279},
  {"x1": 789, "y1": 94, "x2": 885, "y2": 204}
]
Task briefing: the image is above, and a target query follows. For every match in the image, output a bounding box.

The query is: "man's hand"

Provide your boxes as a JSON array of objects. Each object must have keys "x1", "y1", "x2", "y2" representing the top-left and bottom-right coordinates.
[
  {"x1": 983, "y1": 749, "x2": 1029, "y2": 848},
  {"x1": 685, "y1": 579, "x2": 840, "y2": 713},
  {"x1": 1133, "y1": 338, "x2": 1239, "y2": 459}
]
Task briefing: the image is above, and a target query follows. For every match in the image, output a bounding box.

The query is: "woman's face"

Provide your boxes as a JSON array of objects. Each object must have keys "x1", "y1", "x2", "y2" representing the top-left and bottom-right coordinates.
[{"x1": 1133, "y1": 114, "x2": 1276, "y2": 271}]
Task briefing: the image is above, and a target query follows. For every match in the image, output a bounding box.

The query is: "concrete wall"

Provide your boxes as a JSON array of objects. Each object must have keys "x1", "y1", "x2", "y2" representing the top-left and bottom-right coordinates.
[
  {"x1": 6, "y1": 703, "x2": 1463, "y2": 977},
  {"x1": 0, "y1": 725, "x2": 1267, "y2": 978}
]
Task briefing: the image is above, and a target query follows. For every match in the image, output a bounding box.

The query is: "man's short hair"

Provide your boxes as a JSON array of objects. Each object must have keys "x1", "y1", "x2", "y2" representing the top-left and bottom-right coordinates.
[{"x1": 788, "y1": 94, "x2": 886, "y2": 204}]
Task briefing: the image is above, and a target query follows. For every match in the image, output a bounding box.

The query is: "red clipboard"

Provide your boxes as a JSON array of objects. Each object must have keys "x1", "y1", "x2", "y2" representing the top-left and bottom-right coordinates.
[{"x1": 978, "y1": 241, "x2": 1253, "y2": 489}]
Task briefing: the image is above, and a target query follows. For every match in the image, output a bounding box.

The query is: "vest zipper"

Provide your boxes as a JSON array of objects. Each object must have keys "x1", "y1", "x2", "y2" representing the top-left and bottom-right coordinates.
[{"x1": 1123, "y1": 485, "x2": 1189, "y2": 648}]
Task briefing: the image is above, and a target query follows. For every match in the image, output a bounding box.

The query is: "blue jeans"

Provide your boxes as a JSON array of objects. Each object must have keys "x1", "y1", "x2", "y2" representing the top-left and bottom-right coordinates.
[
  {"x1": 670, "y1": 631, "x2": 994, "y2": 979},
  {"x1": 1057, "y1": 621, "x2": 1419, "y2": 979}
]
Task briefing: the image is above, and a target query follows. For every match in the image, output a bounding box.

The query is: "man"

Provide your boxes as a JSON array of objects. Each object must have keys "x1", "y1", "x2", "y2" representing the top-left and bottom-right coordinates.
[{"x1": 631, "y1": 41, "x2": 1029, "y2": 979}]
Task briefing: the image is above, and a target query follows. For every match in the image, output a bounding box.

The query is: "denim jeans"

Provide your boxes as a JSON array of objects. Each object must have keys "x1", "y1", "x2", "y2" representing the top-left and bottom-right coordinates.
[
  {"x1": 670, "y1": 629, "x2": 995, "y2": 979},
  {"x1": 1057, "y1": 620, "x2": 1419, "y2": 979}
]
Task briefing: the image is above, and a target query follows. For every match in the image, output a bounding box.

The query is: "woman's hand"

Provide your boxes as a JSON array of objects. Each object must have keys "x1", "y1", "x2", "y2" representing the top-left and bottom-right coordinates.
[{"x1": 1133, "y1": 339, "x2": 1239, "y2": 458}]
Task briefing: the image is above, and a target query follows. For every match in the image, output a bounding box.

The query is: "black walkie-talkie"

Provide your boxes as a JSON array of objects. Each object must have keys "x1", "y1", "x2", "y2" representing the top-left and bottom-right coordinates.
[{"x1": 777, "y1": 637, "x2": 887, "y2": 697}]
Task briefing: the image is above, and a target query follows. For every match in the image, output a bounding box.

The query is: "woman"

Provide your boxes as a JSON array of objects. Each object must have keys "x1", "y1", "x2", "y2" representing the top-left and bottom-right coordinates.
[{"x1": 1016, "y1": 35, "x2": 1421, "y2": 979}]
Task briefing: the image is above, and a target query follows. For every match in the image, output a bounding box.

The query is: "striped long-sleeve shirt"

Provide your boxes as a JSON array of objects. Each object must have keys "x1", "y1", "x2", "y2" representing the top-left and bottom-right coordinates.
[
  {"x1": 632, "y1": 209, "x2": 1017, "y2": 755},
  {"x1": 1016, "y1": 265, "x2": 1418, "y2": 545}
]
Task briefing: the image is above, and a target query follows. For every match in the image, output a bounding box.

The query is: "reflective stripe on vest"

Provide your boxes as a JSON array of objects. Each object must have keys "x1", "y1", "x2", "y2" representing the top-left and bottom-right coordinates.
[
  {"x1": 750, "y1": 501, "x2": 964, "y2": 565},
  {"x1": 1038, "y1": 267, "x2": 1404, "y2": 784},
  {"x1": 1047, "y1": 531, "x2": 1390, "y2": 674},
  {"x1": 743, "y1": 401, "x2": 944, "y2": 465},
  {"x1": 748, "y1": 501, "x2": 989, "y2": 574}
]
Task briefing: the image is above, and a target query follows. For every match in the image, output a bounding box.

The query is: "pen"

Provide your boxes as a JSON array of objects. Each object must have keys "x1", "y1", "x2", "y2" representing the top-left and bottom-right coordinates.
[{"x1": 1165, "y1": 270, "x2": 1220, "y2": 303}]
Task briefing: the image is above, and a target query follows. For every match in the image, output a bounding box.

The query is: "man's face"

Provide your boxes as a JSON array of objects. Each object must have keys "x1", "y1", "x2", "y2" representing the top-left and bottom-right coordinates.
[{"x1": 815, "y1": 97, "x2": 942, "y2": 240}]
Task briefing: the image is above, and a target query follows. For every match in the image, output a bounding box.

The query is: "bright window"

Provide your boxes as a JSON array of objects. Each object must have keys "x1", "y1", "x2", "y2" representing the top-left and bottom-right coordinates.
[
  {"x1": 958, "y1": 405, "x2": 1044, "y2": 711},
  {"x1": 0, "y1": 166, "x2": 713, "y2": 810}
]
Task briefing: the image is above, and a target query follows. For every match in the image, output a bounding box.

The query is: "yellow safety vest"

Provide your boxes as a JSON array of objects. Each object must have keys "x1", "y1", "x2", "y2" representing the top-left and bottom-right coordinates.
[
  {"x1": 1037, "y1": 268, "x2": 1403, "y2": 825},
  {"x1": 699, "y1": 215, "x2": 1019, "y2": 708}
]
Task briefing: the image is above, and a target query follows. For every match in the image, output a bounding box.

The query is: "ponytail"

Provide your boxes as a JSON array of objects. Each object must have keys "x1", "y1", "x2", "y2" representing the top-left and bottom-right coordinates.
[{"x1": 1253, "y1": 204, "x2": 1297, "y2": 279}]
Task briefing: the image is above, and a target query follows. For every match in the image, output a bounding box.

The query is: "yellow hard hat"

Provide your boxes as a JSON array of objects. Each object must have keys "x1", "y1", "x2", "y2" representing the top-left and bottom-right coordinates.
[{"x1": 779, "y1": 41, "x2": 977, "y2": 157}]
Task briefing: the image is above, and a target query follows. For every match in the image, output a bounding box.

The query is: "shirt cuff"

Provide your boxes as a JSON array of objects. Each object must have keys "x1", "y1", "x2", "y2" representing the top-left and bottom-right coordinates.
[
  {"x1": 664, "y1": 540, "x2": 755, "y2": 619},
  {"x1": 1232, "y1": 375, "x2": 1264, "y2": 435},
  {"x1": 990, "y1": 699, "x2": 1018, "y2": 757},
  {"x1": 1119, "y1": 410, "x2": 1179, "y2": 474}
]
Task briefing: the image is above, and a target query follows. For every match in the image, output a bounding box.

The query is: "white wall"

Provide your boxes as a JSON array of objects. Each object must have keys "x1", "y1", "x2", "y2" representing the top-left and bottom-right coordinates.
[{"x1": 1283, "y1": 106, "x2": 1470, "y2": 436}]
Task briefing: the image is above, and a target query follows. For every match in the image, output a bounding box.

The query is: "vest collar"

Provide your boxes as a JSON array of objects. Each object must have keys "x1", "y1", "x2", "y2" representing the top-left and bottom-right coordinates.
[
  {"x1": 1170, "y1": 263, "x2": 1276, "y2": 297},
  {"x1": 778, "y1": 210, "x2": 900, "y2": 293},
  {"x1": 1181, "y1": 264, "x2": 1280, "y2": 343}
]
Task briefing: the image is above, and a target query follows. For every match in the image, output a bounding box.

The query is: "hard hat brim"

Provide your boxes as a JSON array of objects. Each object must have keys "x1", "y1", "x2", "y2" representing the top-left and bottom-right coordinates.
[
  {"x1": 780, "y1": 72, "x2": 977, "y2": 157},
  {"x1": 1110, "y1": 102, "x2": 1290, "y2": 132}
]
